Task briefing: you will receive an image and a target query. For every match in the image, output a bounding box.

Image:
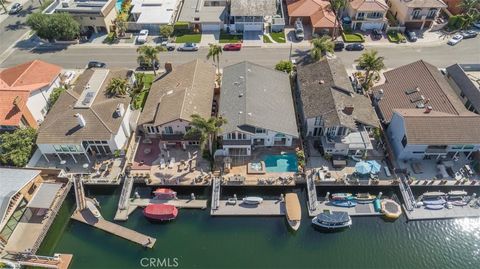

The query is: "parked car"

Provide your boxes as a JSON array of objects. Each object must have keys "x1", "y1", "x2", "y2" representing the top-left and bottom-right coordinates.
[
  {"x1": 178, "y1": 43, "x2": 199, "y2": 51},
  {"x1": 223, "y1": 43, "x2": 242, "y2": 51},
  {"x1": 447, "y1": 34, "x2": 463, "y2": 45},
  {"x1": 345, "y1": 43, "x2": 364, "y2": 51},
  {"x1": 9, "y1": 3, "x2": 22, "y2": 14},
  {"x1": 333, "y1": 41, "x2": 345, "y2": 51},
  {"x1": 294, "y1": 20, "x2": 304, "y2": 41},
  {"x1": 137, "y1": 29, "x2": 149, "y2": 44},
  {"x1": 139, "y1": 60, "x2": 160, "y2": 70},
  {"x1": 371, "y1": 29, "x2": 382, "y2": 40},
  {"x1": 473, "y1": 21, "x2": 480, "y2": 29},
  {"x1": 87, "y1": 61, "x2": 107, "y2": 68},
  {"x1": 405, "y1": 30, "x2": 417, "y2": 42},
  {"x1": 461, "y1": 30, "x2": 478, "y2": 39},
  {"x1": 160, "y1": 41, "x2": 175, "y2": 51}
]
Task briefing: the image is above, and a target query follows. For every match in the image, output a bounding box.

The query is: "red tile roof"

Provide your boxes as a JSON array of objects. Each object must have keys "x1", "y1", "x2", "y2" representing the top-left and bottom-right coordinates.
[{"x1": 287, "y1": 0, "x2": 338, "y2": 28}]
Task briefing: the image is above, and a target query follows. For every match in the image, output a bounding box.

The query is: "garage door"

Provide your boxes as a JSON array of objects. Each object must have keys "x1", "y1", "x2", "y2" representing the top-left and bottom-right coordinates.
[
  {"x1": 202, "y1": 23, "x2": 220, "y2": 31},
  {"x1": 244, "y1": 23, "x2": 263, "y2": 31},
  {"x1": 361, "y1": 22, "x2": 383, "y2": 31}
]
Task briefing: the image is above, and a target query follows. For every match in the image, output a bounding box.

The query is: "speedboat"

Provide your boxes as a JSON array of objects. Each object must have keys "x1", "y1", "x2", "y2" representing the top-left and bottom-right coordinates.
[
  {"x1": 422, "y1": 191, "x2": 446, "y2": 198},
  {"x1": 285, "y1": 193, "x2": 301, "y2": 231},
  {"x1": 331, "y1": 200, "x2": 357, "y2": 208},
  {"x1": 425, "y1": 204, "x2": 444, "y2": 210},
  {"x1": 355, "y1": 193, "x2": 376, "y2": 204},
  {"x1": 143, "y1": 204, "x2": 178, "y2": 221},
  {"x1": 448, "y1": 190, "x2": 468, "y2": 197},
  {"x1": 331, "y1": 193, "x2": 353, "y2": 200},
  {"x1": 153, "y1": 188, "x2": 177, "y2": 199},
  {"x1": 422, "y1": 197, "x2": 446, "y2": 205},
  {"x1": 312, "y1": 211, "x2": 352, "y2": 231},
  {"x1": 242, "y1": 197, "x2": 263, "y2": 205},
  {"x1": 447, "y1": 190, "x2": 468, "y2": 206}
]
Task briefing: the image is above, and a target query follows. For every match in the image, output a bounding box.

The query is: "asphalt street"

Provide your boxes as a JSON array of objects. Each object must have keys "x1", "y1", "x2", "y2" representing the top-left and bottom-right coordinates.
[{"x1": 0, "y1": 0, "x2": 39, "y2": 54}]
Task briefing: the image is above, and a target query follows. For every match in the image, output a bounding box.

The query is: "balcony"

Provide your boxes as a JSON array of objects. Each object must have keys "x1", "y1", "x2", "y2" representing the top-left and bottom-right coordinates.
[{"x1": 410, "y1": 14, "x2": 425, "y2": 21}]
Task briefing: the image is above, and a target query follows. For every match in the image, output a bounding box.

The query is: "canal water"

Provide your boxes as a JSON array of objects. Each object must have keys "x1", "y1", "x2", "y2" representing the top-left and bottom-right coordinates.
[{"x1": 37, "y1": 185, "x2": 480, "y2": 269}]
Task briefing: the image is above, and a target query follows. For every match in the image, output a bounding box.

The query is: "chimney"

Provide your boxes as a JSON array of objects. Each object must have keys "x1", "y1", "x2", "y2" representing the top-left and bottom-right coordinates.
[
  {"x1": 424, "y1": 106, "x2": 432, "y2": 113},
  {"x1": 115, "y1": 104, "x2": 125, "y2": 117},
  {"x1": 343, "y1": 105, "x2": 354, "y2": 115},
  {"x1": 75, "y1": 113, "x2": 86, "y2": 127},
  {"x1": 165, "y1": 62, "x2": 173, "y2": 73}
]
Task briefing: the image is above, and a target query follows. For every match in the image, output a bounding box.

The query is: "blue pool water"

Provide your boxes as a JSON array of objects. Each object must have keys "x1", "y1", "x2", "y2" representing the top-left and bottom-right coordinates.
[
  {"x1": 116, "y1": 0, "x2": 123, "y2": 11},
  {"x1": 263, "y1": 153, "x2": 298, "y2": 172}
]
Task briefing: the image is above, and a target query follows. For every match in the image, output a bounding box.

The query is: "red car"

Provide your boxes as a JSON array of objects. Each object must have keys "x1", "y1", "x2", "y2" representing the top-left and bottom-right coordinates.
[{"x1": 223, "y1": 43, "x2": 242, "y2": 51}]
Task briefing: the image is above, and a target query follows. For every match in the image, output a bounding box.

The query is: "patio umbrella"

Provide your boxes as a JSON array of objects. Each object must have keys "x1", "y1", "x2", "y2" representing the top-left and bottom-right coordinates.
[
  {"x1": 355, "y1": 161, "x2": 371, "y2": 174},
  {"x1": 367, "y1": 160, "x2": 381, "y2": 174}
]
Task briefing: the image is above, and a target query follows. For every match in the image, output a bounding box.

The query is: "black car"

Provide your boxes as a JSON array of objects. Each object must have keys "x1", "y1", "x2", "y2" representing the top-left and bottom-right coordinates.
[
  {"x1": 372, "y1": 29, "x2": 382, "y2": 40},
  {"x1": 405, "y1": 30, "x2": 417, "y2": 42},
  {"x1": 461, "y1": 30, "x2": 478, "y2": 39},
  {"x1": 139, "y1": 61, "x2": 160, "y2": 70},
  {"x1": 334, "y1": 41, "x2": 345, "y2": 51},
  {"x1": 345, "y1": 43, "x2": 364, "y2": 51},
  {"x1": 87, "y1": 61, "x2": 107, "y2": 68}
]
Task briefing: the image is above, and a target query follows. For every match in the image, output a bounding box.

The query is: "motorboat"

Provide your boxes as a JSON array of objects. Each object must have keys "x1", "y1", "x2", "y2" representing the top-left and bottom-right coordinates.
[
  {"x1": 450, "y1": 200, "x2": 468, "y2": 206},
  {"x1": 355, "y1": 193, "x2": 376, "y2": 204},
  {"x1": 422, "y1": 197, "x2": 446, "y2": 205},
  {"x1": 331, "y1": 193, "x2": 353, "y2": 200},
  {"x1": 242, "y1": 197, "x2": 263, "y2": 205},
  {"x1": 153, "y1": 188, "x2": 177, "y2": 200},
  {"x1": 425, "y1": 204, "x2": 444, "y2": 210},
  {"x1": 312, "y1": 211, "x2": 352, "y2": 231},
  {"x1": 331, "y1": 200, "x2": 357, "y2": 208},
  {"x1": 285, "y1": 193, "x2": 301, "y2": 231},
  {"x1": 448, "y1": 190, "x2": 468, "y2": 197},
  {"x1": 143, "y1": 204, "x2": 178, "y2": 221}
]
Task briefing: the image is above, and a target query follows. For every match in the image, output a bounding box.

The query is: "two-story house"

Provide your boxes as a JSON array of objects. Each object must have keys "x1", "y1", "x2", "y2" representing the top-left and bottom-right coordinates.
[
  {"x1": 346, "y1": 0, "x2": 389, "y2": 31},
  {"x1": 385, "y1": 0, "x2": 447, "y2": 30},
  {"x1": 445, "y1": 64, "x2": 480, "y2": 114},
  {"x1": 218, "y1": 61, "x2": 298, "y2": 156},
  {"x1": 178, "y1": 0, "x2": 228, "y2": 31},
  {"x1": 130, "y1": 0, "x2": 182, "y2": 32},
  {"x1": 137, "y1": 60, "x2": 216, "y2": 148},
  {"x1": 295, "y1": 58, "x2": 379, "y2": 157},
  {"x1": 0, "y1": 60, "x2": 62, "y2": 131},
  {"x1": 286, "y1": 0, "x2": 338, "y2": 36},
  {"x1": 229, "y1": 0, "x2": 285, "y2": 33}
]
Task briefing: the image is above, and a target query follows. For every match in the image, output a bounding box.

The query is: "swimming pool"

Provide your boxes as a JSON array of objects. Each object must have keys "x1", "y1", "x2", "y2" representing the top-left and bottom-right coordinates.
[
  {"x1": 116, "y1": 0, "x2": 123, "y2": 11},
  {"x1": 262, "y1": 153, "x2": 298, "y2": 173}
]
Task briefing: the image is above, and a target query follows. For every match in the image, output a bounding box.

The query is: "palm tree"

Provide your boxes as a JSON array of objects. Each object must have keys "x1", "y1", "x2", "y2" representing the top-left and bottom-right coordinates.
[
  {"x1": 137, "y1": 45, "x2": 161, "y2": 76},
  {"x1": 106, "y1": 77, "x2": 130, "y2": 97},
  {"x1": 329, "y1": 0, "x2": 346, "y2": 40},
  {"x1": 206, "y1": 44, "x2": 223, "y2": 74},
  {"x1": 354, "y1": 50, "x2": 386, "y2": 91},
  {"x1": 310, "y1": 36, "x2": 334, "y2": 61},
  {"x1": 185, "y1": 114, "x2": 227, "y2": 156},
  {"x1": 457, "y1": 0, "x2": 480, "y2": 13},
  {"x1": 115, "y1": 15, "x2": 127, "y2": 37}
]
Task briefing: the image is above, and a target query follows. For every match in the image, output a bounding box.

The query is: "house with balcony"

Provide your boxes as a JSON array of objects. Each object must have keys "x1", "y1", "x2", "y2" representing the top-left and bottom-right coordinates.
[
  {"x1": 0, "y1": 60, "x2": 62, "y2": 131},
  {"x1": 346, "y1": 0, "x2": 389, "y2": 31},
  {"x1": 286, "y1": 0, "x2": 339, "y2": 36},
  {"x1": 218, "y1": 61, "x2": 298, "y2": 157},
  {"x1": 295, "y1": 58, "x2": 379, "y2": 157},
  {"x1": 177, "y1": 0, "x2": 228, "y2": 31},
  {"x1": 229, "y1": 0, "x2": 285, "y2": 32},
  {"x1": 137, "y1": 60, "x2": 216, "y2": 148},
  {"x1": 130, "y1": 0, "x2": 182, "y2": 32},
  {"x1": 385, "y1": 0, "x2": 447, "y2": 30}
]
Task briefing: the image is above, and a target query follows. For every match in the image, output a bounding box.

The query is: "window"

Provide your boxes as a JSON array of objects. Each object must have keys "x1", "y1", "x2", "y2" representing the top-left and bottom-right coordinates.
[
  {"x1": 185, "y1": 126, "x2": 191, "y2": 133},
  {"x1": 255, "y1": 128, "x2": 266, "y2": 133},
  {"x1": 314, "y1": 117, "x2": 321, "y2": 126},
  {"x1": 412, "y1": 151, "x2": 424, "y2": 154},
  {"x1": 460, "y1": 91, "x2": 465, "y2": 98},
  {"x1": 427, "y1": 8, "x2": 437, "y2": 19},
  {"x1": 357, "y1": 12, "x2": 365, "y2": 19},
  {"x1": 164, "y1": 126, "x2": 173, "y2": 134},
  {"x1": 452, "y1": 145, "x2": 463, "y2": 150},
  {"x1": 412, "y1": 9, "x2": 421, "y2": 19},
  {"x1": 401, "y1": 135, "x2": 408, "y2": 148},
  {"x1": 54, "y1": 145, "x2": 62, "y2": 152},
  {"x1": 464, "y1": 145, "x2": 474, "y2": 150},
  {"x1": 231, "y1": 132, "x2": 236, "y2": 140},
  {"x1": 227, "y1": 133, "x2": 231, "y2": 139}
]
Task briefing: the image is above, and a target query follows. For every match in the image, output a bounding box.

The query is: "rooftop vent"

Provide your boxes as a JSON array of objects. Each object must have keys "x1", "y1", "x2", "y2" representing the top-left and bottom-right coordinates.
[
  {"x1": 115, "y1": 104, "x2": 125, "y2": 117},
  {"x1": 405, "y1": 87, "x2": 419, "y2": 95},
  {"x1": 424, "y1": 106, "x2": 433, "y2": 113},
  {"x1": 75, "y1": 113, "x2": 86, "y2": 127},
  {"x1": 319, "y1": 80, "x2": 325, "y2": 84}
]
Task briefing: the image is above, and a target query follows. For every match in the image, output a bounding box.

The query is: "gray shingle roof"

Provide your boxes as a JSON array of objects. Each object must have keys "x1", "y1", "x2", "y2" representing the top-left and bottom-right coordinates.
[
  {"x1": 138, "y1": 60, "x2": 216, "y2": 126},
  {"x1": 219, "y1": 61, "x2": 298, "y2": 137},
  {"x1": 296, "y1": 57, "x2": 379, "y2": 130},
  {"x1": 446, "y1": 64, "x2": 480, "y2": 112},
  {"x1": 36, "y1": 69, "x2": 132, "y2": 144},
  {"x1": 178, "y1": 0, "x2": 227, "y2": 23},
  {"x1": 230, "y1": 0, "x2": 277, "y2": 16}
]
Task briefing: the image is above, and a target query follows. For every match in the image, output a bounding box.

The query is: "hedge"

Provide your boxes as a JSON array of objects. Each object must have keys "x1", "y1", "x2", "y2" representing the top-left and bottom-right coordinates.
[
  {"x1": 174, "y1": 21, "x2": 190, "y2": 30},
  {"x1": 342, "y1": 32, "x2": 365, "y2": 43}
]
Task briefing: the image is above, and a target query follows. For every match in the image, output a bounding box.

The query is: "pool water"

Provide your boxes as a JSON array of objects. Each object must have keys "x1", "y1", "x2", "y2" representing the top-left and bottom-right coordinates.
[
  {"x1": 116, "y1": 0, "x2": 123, "y2": 11},
  {"x1": 263, "y1": 153, "x2": 298, "y2": 172}
]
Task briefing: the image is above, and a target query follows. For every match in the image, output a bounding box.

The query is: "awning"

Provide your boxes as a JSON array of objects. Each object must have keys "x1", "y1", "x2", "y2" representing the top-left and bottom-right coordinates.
[{"x1": 27, "y1": 183, "x2": 62, "y2": 209}]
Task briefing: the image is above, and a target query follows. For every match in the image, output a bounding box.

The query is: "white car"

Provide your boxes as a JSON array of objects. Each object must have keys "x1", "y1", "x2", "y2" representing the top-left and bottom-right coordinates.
[
  {"x1": 447, "y1": 34, "x2": 463, "y2": 46},
  {"x1": 137, "y1": 30, "x2": 149, "y2": 44}
]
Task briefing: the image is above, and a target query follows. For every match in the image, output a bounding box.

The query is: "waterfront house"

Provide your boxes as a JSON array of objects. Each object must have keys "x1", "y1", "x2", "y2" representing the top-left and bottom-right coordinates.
[
  {"x1": 229, "y1": 0, "x2": 285, "y2": 33},
  {"x1": 218, "y1": 61, "x2": 299, "y2": 157},
  {"x1": 130, "y1": 0, "x2": 182, "y2": 32},
  {"x1": 346, "y1": 0, "x2": 389, "y2": 31},
  {"x1": 385, "y1": 0, "x2": 447, "y2": 30},
  {"x1": 44, "y1": 0, "x2": 117, "y2": 33},
  {"x1": 35, "y1": 68, "x2": 134, "y2": 164},
  {"x1": 295, "y1": 58, "x2": 379, "y2": 158},
  {"x1": 0, "y1": 168, "x2": 69, "y2": 253},
  {"x1": 177, "y1": 0, "x2": 228, "y2": 31},
  {"x1": 445, "y1": 64, "x2": 480, "y2": 114},
  {"x1": 0, "y1": 60, "x2": 62, "y2": 131},
  {"x1": 137, "y1": 60, "x2": 216, "y2": 148},
  {"x1": 286, "y1": 0, "x2": 339, "y2": 36},
  {"x1": 371, "y1": 60, "x2": 480, "y2": 160}
]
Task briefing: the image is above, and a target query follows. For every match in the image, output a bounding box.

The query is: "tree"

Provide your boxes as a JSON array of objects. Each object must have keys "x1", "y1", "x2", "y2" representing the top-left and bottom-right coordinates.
[
  {"x1": 457, "y1": 0, "x2": 480, "y2": 13},
  {"x1": 275, "y1": 60, "x2": 294, "y2": 73},
  {"x1": 310, "y1": 36, "x2": 334, "y2": 61},
  {"x1": 206, "y1": 44, "x2": 222, "y2": 74},
  {"x1": 132, "y1": 72, "x2": 146, "y2": 95},
  {"x1": 185, "y1": 114, "x2": 227, "y2": 156},
  {"x1": 354, "y1": 50, "x2": 385, "y2": 91},
  {"x1": 114, "y1": 15, "x2": 127, "y2": 37},
  {"x1": 106, "y1": 77, "x2": 130, "y2": 97},
  {"x1": 137, "y1": 45, "x2": 162, "y2": 76},
  {"x1": 47, "y1": 86, "x2": 66, "y2": 110},
  {"x1": 0, "y1": 128, "x2": 37, "y2": 167},
  {"x1": 329, "y1": 0, "x2": 346, "y2": 40},
  {"x1": 160, "y1": 25, "x2": 174, "y2": 39},
  {"x1": 27, "y1": 13, "x2": 80, "y2": 41}
]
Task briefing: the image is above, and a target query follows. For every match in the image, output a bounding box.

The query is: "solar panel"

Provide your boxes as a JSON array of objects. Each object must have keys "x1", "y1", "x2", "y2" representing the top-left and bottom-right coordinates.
[{"x1": 405, "y1": 87, "x2": 419, "y2": 95}]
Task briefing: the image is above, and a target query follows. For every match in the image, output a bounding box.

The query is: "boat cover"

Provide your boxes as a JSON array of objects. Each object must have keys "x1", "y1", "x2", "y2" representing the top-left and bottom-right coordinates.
[
  {"x1": 285, "y1": 193, "x2": 301, "y2": 221},
  {"x1": 317, "y1": 211, "x2": 350, "y2": 224}
]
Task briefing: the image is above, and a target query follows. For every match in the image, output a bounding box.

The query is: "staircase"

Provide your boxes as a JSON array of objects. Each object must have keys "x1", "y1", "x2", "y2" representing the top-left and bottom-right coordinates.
[{"x1": 73, "y1": 176, "x2": 86, "y2": 211}]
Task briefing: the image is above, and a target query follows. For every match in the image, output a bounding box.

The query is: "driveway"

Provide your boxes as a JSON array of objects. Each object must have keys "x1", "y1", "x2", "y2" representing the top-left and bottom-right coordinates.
[
  {"x1": 200, "y1": 30, "x2": 220, "y2": 46},
  {"x1": 242, "y1": 31, "x2": 263, "y2": 46}
]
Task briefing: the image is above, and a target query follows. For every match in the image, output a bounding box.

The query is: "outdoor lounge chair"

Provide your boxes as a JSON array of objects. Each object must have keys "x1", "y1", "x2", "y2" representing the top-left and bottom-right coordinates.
[
  {"x1": 160, "y1": 158, "x2": 166, "y2": 169},
  {"x1": 168, "y1": 158, "x2": 175, "y2": 169}
]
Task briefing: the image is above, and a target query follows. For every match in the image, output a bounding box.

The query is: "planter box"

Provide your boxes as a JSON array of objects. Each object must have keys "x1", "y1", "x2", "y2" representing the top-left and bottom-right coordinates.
[{"x1": 54, "y1": 39, "x2": 79, "y2": 44}]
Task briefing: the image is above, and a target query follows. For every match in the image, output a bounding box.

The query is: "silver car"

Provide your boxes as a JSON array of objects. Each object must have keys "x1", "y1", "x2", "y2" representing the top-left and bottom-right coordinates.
[{"x1": 178, "y1": 43, "x2": 199, "y2": 51}]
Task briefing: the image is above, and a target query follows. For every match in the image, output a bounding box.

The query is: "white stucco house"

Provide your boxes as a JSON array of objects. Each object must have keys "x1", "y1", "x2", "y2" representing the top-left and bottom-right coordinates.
[
  {"x1": 130, "y1": 0, "x2": 182, "y2": 31},
  {"x1": 229, "y1": 0, "x2": 285, "y2": 32}
]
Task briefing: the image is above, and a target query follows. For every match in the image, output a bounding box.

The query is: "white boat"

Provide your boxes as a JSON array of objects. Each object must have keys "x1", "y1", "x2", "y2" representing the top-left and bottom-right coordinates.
[
  {"x1": 312, "y1": 211, "x2": 352, "y2": 231},
  {"x1": 242, "y1": 197, "x2": 263, "y2": 204},
  {"x1": 422, "y1": 191, "x2": 446, "y2": 198},
  {"x1": 285, "y1": 193, "x2": 301, "y2": 231},
  {"x1": 448, "y1": 190, "x2": 468, "y2": 197}
]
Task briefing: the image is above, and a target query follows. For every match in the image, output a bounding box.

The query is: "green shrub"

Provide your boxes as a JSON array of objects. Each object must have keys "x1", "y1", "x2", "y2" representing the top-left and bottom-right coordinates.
[
  {"x1": 275, "y1": 60, "x2": 293, "y2": 73},
  {"x1": 174, "y1": 21, "x2": 190, "y2": 30},
  {"x1": 342, "y1": 32, "x2": 365, "y2": 43},
  {"x1": 104, "y1": 32, "x2": 117, "y2": 44}
]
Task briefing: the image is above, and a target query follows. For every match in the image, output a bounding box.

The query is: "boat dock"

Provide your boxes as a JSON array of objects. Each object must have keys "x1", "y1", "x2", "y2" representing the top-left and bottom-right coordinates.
[
  {"x1": 404, "y1": 204, "x2": 480, "y2": 221},
  {"x1": 309, "y1": 198, "x2": 383, "y2": 217},
  {"x1": 131, "y1": 198, "x2": 208, "y2": 208},
  {"x1": 5, "y1": 253, "x2": 73, "y2": 269}
]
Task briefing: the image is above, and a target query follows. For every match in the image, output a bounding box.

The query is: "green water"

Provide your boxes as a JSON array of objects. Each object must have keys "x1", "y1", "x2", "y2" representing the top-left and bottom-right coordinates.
[{"x1": 37, "y1": 186, "x2": 480, "y2": 269}]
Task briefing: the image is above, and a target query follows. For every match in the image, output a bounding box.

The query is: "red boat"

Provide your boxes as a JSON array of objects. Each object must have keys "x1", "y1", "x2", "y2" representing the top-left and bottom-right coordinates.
[
  {"x1": 153, "y1": 188, "x2": 176, "y2": 199},
  {"x1": 143, "y1": 204, "x2": 178, "y2": 221}
]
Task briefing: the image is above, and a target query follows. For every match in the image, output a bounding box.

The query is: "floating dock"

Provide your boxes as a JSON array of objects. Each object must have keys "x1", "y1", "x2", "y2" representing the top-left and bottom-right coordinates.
[
  {"x1": 309, "y1": 198, "x2": 383, "y2": 217},
  {"x1": 131, "y1": 198, "x2": 207, "y2": 208},
  {"x1": 211, "y1": 199, "x2": 285, "y2": 216},
  {"x1": 404, "y1": 203, "x2": 480, "y2": 221}
]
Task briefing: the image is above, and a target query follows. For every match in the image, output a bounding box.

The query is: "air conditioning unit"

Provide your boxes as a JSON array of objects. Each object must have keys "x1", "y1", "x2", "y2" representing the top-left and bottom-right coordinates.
[{"x1": 61, "y1": 0, "x2": 70, "y2": 8}]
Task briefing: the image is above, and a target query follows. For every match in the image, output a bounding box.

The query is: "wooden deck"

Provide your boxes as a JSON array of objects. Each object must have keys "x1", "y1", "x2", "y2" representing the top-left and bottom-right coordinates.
[
  {"x1": 211, "y1": 200, "x2": 286, "y2": 216},
  {"x1": 14, "y1": 253, "x2": 73, "y2": 269},
  {"x1": 71, "y1": 209, "x2": 156, "y2": 248},
  {"x1": 131, "y1": 198, "x2": 208, "y2": 209},
  {"x1": 404, "y1": 204, "x2": 480, "y2": 221}
]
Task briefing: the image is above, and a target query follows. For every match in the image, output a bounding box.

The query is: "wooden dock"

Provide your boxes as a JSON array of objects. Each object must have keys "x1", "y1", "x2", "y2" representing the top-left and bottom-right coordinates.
[
  {"x1": 12, "y1": 253, "x2": 73, "y2": 269},
  {"x1": 404, "y1": 204, "x2": 480, "y2": 221},
  {"x1": 309, "y1": 199, "x2": 383, "y2": 217},
  {"x1": 71, "y1": 209, "x2": 156, "y2": 248},
  {"x1": 211, "y1": 200, "x2": 285, "y2": 216},
  {"x1": 131, "y1": 198, "x2": 208, "y2": 209}
]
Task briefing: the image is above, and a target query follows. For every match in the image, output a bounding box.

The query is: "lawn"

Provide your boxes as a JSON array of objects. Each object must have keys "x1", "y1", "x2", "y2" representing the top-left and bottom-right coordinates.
[
  {"x1": 263, "y1": 35, "x2": 272, "y2": 43},
  {"x1": 132, "y1": 74, "x2": 155, "y2": 110},
  {"x1": 342, "y1": 32, "x2": 365, "y2": 43},
  {"x1": 173, "y1": 30, "x2": 201, "y2": 43},
  {"x1": 387, "y1": 31, "x2": 406, "y2": 43},
  {"x1": 219, "y1": 31, "x2": 243, "y2": 43},
  {"x1": 270, "y1": 32, "x2": 286, "y2": 43}
]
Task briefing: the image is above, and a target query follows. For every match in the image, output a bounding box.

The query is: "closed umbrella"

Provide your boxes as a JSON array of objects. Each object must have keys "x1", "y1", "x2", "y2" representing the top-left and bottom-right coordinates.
[
  {"x1": 367, "y1": 160, "x2": 381, "y2": 174},
  {"x1": 355, "y1": 161, "x2": 371, "y2": 174}
]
